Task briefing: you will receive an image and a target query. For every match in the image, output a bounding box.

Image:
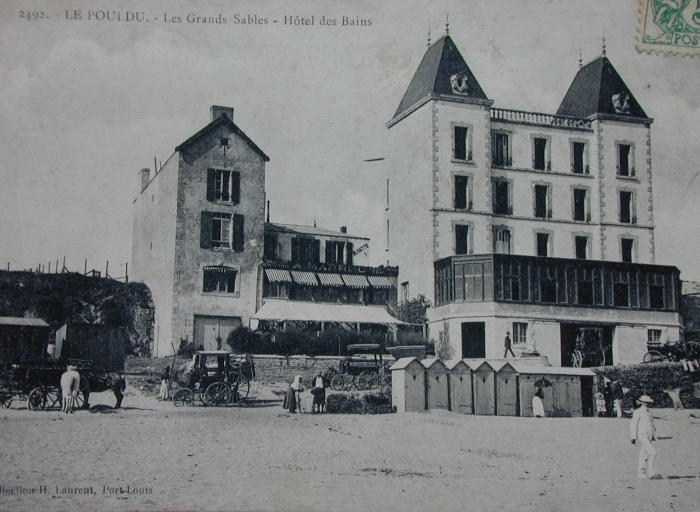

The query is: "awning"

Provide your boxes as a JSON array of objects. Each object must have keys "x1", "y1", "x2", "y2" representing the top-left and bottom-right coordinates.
[
  {"x1": 253, "y1": 299, "x2": 406, "y2": 324},
  {"x1": 291, "y1": 270, "x2": 318, "y2": 286},
  {"x1": 0, "y1": 317, "x2": 49, "y2": 327},
  {"x1": 366, "y1": 275, "x2": 393, "y2": 289},
  {"x1": 204, "y1": 265, "x2": 236, "y2": 274},
  {"x1": 317, "y1": 273, "x2": 344, "y2": 287},
  {"x1": 265, "y1": 268, "x2": 292, "y2": 283},
  {"x1": 341, "y1": 274, "x2": 370, "y2": 288}
]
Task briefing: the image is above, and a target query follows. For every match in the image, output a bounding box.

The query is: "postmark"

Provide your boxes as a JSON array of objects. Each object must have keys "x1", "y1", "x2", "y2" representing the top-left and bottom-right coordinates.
[{"x1": 637, "y1": 0, "x2": 700, "y2": 56}]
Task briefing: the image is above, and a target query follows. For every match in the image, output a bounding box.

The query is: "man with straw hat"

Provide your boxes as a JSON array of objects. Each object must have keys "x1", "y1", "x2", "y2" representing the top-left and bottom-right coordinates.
[{"x1": 630, "y1": 395, "x2": 660, "y2": 479}]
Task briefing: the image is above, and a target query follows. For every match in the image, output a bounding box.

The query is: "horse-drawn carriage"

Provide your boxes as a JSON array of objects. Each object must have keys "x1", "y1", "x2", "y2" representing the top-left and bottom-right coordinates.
[
  {"x1": 172, "y1": 351, "x2": 255, "y2": 407},
  {"x1": 328, "y1": 344, "x2": 391, "y2": 391},
  {"x1": 569, "y1": 327, "x2": 607, "y2": 368}
]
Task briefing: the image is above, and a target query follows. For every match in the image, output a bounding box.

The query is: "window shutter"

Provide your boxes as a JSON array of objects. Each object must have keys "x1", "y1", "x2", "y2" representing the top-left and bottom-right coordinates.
[
  {"x1": 200, "y1": 212, "x2": 212, "y2": 249},
  {"x1": 346, "y1": 242, "x2": 353, "y2": 265},
  {"x1": 325, "y1": 241, "x2": 334, "y2": 264},
  {"x1": 231, "y1": 171, "x2": 240, "y2": 204},
  {"x1": 312, "y1": 239, "x2": 320, "y2": 263},
  {"x1": 233, "y1": 214, "x2": 245, "y2": 252},
  {"x1": 206, "y1": 169, "x2": 216, "y2": 202}
]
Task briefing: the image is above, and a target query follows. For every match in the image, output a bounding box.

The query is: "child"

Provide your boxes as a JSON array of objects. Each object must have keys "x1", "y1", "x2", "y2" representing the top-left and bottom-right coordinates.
[{"x1": 595, "y1": 391, "x2": 606, "y2": 417}]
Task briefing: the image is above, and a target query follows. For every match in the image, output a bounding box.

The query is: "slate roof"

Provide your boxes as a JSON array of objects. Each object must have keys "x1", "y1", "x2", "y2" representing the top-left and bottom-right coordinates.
[
  {"x1": 390, "y1": 35, "x2": 489, "y2": 124},
  {"x1": 175, "y1": 113, "x2": 270, "y2": 161},
  {"x1": 556, "y1": 56, "x2": 648, "y2": 119},
  {"x1": 265, "y1": 222, "x2": 369, "y2": 240}
]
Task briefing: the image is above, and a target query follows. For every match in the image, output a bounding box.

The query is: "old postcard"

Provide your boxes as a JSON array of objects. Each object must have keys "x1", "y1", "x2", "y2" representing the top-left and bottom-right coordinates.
[{"x1": 0, "y1": 1, "x2": 698, "y2": 511}]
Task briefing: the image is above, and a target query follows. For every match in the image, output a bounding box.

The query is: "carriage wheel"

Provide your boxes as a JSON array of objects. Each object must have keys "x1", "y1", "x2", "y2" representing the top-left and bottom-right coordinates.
[
  {"x1": 173, "y1": 388, "x2": 194, "y2": 407},
  {"x1": 45, "y1": 387, "x2": 61, "y2": 409},
  {"x1": 28, "y1": 387, "x2": 47, "y2": 410},
  {"x1": 73, "y1": 390, "x2": 85, "y2": 410},
  {"x1": 355, "y1": 372, "x2": 376, "y2": 391},
  {"x1": 330, "y1": 374, "x2": 347, "y2": 391},
  {"x1": 231, "y1": 374, "x2": 250, "y2": 403},
  {"x1": 0, "y1": 392, "x2": 13, "y2": 408},
  {"x1": 203, "y1": 382, "x2": 232, "y2": 407},
  {"x1": 643, "y1": 350, "x2": 664, "y2": 363}
]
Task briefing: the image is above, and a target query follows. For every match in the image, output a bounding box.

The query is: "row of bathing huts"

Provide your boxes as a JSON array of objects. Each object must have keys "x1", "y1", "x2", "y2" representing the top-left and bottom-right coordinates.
[{"x1": 389, "y1": 357, "x2": 596, "y2": 417}]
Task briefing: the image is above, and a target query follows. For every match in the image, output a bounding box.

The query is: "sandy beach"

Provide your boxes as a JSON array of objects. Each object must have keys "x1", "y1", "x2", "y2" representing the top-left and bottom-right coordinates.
[{"x1": 0, "y1": 386, "x2": 698, "y2": 512}]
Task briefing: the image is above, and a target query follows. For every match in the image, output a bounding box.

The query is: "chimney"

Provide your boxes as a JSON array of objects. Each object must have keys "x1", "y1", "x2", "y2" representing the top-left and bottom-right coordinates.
[
  {"x1": 140, "y1": 168, "x2": 150, "y2": 191},
  {"x1": 211, "y1": 105, "x2": 234, "y2": 121},
  {"x1": 340, "y1": 226, "x2": 347, "y2": 233}
]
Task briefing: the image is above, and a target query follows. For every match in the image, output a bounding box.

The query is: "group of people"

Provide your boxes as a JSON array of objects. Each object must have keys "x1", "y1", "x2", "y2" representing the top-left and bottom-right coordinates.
[
  {"x1": 595, "y1": 378, "x2": 626, "y2": 418},
  {"x1": 283, "y1": 373, "x2": 326, "y2": 413}
]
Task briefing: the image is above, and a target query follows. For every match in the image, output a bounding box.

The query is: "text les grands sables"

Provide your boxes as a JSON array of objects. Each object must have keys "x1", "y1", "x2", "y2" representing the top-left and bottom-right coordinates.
[{"x1": 284, "y1": 15, "x2": 372, "y2": 26}]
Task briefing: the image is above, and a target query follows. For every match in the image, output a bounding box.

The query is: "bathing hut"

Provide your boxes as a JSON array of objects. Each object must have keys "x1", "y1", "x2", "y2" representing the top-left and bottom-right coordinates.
[
  {"x1": 446, "y1": 359, "x2": 472, "y2": 414},
  {"x1": 390, "y1": 357, "x2": 425, "y2": 413},
  {"x1": 495, "y1": 361, "x2": 518, "y2": 416},
  {"x1": 466, "y1": 359, "x2": 496, "y2": 415},
  {"x1": 512, "y1": 363, "x2": 594, "y2": 417},
  {"x1": 422, "y1": 357, "x2": 449, "y2": 410}
]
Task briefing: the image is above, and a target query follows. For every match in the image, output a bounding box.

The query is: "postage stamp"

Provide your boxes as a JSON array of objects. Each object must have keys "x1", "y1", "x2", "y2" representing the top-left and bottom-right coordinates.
[{"x1": 637, "y1": 0, "x2": 700, "y2": 56}]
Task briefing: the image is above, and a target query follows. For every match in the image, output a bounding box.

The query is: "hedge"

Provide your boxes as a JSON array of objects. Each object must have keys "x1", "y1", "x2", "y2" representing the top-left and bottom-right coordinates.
[{"x1": 591, "y1": 362, "x2": 700, "y2": 409}]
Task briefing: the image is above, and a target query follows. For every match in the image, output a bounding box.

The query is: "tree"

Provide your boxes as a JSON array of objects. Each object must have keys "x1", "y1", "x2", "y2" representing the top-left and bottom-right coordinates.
[{"x1": 396, "y1": 294, "x2": 431, "y2": 324}]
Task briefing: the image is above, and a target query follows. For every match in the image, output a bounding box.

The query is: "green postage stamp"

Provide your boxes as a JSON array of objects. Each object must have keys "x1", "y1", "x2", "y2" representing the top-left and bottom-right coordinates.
[{"x1": 637, "y1": 0, "x2": 700, "y2": 55}]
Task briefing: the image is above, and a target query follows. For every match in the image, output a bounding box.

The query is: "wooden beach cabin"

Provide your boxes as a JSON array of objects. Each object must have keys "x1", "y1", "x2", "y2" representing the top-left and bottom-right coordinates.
[
  {"x1": 390, "y1": 357, "x2": 425, "y2": 413},
  {"x1": 446, "y1": 359, "x2": 472, "y2": 414},
  {"x1": 495, "y1": 361, "x2": 519, "y2": 416},
  {"x1": 422, "y1": 357, "x2": 449, "y2": 410},
  {"x1": 466, "y1": 359, "x2": 496, "y2": 415},
  {"x1": 512, "y1": 363, "x2": 594, "y2": 417}
]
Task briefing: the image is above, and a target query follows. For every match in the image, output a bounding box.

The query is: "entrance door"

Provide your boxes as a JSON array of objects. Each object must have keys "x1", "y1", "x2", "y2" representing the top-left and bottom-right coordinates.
[
  {"x1": 193, "y1": 315, "x2": 242, "y2": 350},
  {"x1": 461, "y1": 322, "x2": 485, "y2": 358}
]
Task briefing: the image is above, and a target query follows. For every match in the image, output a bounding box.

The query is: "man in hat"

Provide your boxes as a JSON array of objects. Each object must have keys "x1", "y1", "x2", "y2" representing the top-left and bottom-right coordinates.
[
  {"x1": 503, "y1": 331, "x2": 515, "y2": 358},
  {"x1": 630, "y1": 395, "x2": 660, "y2": 479}
]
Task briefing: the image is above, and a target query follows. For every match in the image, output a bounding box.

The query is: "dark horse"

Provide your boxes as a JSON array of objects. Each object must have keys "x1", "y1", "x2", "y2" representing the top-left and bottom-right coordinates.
[{"x1": 81, "y1": 372, "x2": 126, "y2": 409}]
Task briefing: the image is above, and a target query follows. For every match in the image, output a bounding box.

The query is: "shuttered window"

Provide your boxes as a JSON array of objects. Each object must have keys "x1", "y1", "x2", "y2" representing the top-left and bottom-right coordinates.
[
  {"x1": 200, "y1": 211, "x2": 244, "y2": 251},
  {"x1": 207, "y1": 169, "x2": 240, "y2": 203}
]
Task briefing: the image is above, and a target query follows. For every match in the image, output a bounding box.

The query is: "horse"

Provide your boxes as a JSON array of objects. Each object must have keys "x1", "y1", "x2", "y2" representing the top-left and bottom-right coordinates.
[
  {"x1": 81, "y1": 372, "x2": 126, "y2": 409},
  {"x1": 60, "y1": 366, "x2": 81, "y2": 414}
]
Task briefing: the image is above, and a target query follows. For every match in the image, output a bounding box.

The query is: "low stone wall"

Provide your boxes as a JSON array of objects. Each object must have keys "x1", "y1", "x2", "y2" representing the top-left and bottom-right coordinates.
[{"x1": 251, "y1": 355, "x2": 344, "y2": 385}]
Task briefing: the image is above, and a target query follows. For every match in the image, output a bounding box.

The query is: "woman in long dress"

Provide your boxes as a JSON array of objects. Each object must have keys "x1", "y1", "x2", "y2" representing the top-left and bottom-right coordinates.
[
  {"x1": 532, "y1": 388, "x2": 545, "y2": 418},
  {"x1": 283, "y1": 375, "x2": 303, "y2": 413}
]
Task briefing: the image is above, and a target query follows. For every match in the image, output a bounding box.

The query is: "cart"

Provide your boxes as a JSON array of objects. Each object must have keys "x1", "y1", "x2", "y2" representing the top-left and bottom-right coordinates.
[
  {"x1": 329, "y1": 344, "x2": 391, "y2": 391},
  {"x1": 172, "y1": 351, "x2": 255, "y2": 407},
  {"x1": 643, "y1": 340, "x2": 700, "y2": 363}
]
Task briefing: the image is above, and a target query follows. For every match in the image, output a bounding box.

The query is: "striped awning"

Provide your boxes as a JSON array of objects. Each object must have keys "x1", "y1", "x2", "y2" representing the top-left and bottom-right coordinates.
[
  {"x1": 204, "y1": 265, "x2": 236, "y2": 274},
  {"x1": 265, "y1": 268, "x2": 292, "y2": 283},
  {"x1": 341, "y1": 274, "x2": 370, "y2": 288},
  {"x1": 366, "y1": 275, "x2": 393, "y2": 289},
  {"x1": 291, "y1": 270, "x2": 319, "y2": 286},
  {"x1": 317, "y1": 273, "x2": 344, "y2": 287}
]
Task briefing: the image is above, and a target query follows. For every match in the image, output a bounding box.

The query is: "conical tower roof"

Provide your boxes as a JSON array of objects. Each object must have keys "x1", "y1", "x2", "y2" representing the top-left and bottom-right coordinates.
[
  {"x1": 390, "y1": 35, "x2": 489, "y2": 125},
  {"x1": 556, "y1": 56, "x2": 648, "y2": 119}
]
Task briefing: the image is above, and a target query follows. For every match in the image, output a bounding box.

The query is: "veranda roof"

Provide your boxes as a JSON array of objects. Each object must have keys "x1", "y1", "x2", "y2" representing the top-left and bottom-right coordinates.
[
  {"x1": 366, "y1": 275, "x2": 393, "y2": 288},
  {"x1": 264, "y1": 268, "x2": 292, "y2": 283},
  {"x1": 253, "y1": 299, "x2": 405, "y2": 325},
  {"x1": 290, "y1": 270, "x2": 318, "y2": 286}
]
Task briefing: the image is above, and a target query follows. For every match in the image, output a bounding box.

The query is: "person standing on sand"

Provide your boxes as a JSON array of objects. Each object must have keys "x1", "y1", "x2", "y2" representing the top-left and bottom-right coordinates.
[
  {"x1": 503, "y1": 331, "x2": 515, "y2": 358},
  {"x1": 283, "y1": 375, "x2": 303, "y2": 413},
  {"x1": 158, "y1": 366, "x2": 170, "y2": 400},
  {"x1": 630, "y1": 395, "x2": 661, "y2": 479},
  {"x1": 611, "y1": 380, "x2": 624, "y2": 418},
  {"x1": 532, "y1": 388, "x2": 545, "y2": 418}
]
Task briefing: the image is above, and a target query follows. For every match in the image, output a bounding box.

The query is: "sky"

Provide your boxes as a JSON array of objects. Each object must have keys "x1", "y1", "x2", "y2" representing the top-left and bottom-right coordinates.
[{"x1": 1, "y1": 0, "x2": 698, "y2": 280}]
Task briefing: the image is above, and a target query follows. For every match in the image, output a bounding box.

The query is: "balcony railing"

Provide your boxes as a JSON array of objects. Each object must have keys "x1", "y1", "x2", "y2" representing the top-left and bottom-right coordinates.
[{"x1": 491, "y1": 108, "x2": 593, "y2": 130}]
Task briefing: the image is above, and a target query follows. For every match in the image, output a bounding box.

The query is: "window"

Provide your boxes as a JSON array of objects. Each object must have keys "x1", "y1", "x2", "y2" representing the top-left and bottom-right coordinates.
[
  {"x1": 401, "y1": 281, "x2": 409, "y2": 302},
  {"x1": 649, "y1": 285, "x2": 665, "y2": 309},
  {"x1": 621, "y1": 238, "x2": 634, "y2": 263},
  {"x1": 617, "y1": 143, "x2": 634, "y2": 176},
  {"x1": 291, "y1": 237, "x2": 320, "y2": 264},
  {"x1": 573, "y1": 188, "x2": 588, "y2": 221},
  {"x1": 539, "y1": 267, "x2": 557, "y2": 303},
  {"x1": 203, "y1": 266, "x2": 237, "y2": 294},
  {"x1": 492, "y1": 132, "x2": 511, "y2": 167},
  {"x1": 454, "y1": 126, "x2": 471, "y2": 160},
  {"x1": 571, "y1": 141, "x2": 588, "y2": 174},
  {"x1": 647, "y1": 329, "x2": 662, "y2": 345},
  {"x1": 455, "y1": 224, "x2": 469, "y2": 255},
  {"x1": 454, "y1": 175, "x2": 470, "y2": 209},
  {"x1": 536, "y1": 232, "x2": 549, "y2": 257},
  {"x1": 619, "y1": 191, "x2": 634, "y2": 223},
  {"x1": 325, "y1": 240, "x2": 353, "y2": 265},
  {"x1": 614, "y1": 280, "x2": 629, "y2": 307},
  {"x1": 575, "y1": 236, "x2": 588, "y2": 259},
  {"x1": 264, "y1": 233, "x2": 278, "y2": 260},
  {"x1": 220, "y1": 137, "x2": 229, "y2": 148},
  {"x1": 533, "y1": 138, "x2": 548, "y2": 171},
  {"x1": 200, "y1": 212, "x2": 245, "y2": 251},
  {"x1": 512, "y1": 323, "x2": 527, "y2": 344},
  {"x1": 207, "y1": 169, "x2": 240, "y2": 203},
  {"x1": 534, "y1": 184, "x2": 550, "y2": 218},
  {"x1": 493, "y1": 227, "x2": 511, "y2": 254},
  {"x1": 576, "y1": 268, "x2": 594, "y2": 305},
  {"x1": 493, "y1": 179, "x2": 512, "y2": 215}
]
